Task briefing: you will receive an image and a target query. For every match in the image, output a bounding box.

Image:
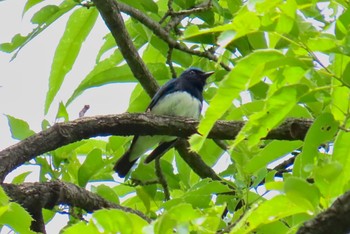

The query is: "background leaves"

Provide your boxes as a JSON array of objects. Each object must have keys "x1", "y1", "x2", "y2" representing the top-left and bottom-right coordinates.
[{"x1": 2, "y1": 0, "x2": 350, "y2": 233}]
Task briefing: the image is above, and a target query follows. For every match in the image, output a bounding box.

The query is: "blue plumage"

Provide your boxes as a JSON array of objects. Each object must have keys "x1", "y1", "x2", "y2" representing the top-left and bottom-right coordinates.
[{"x1": 114, "y1": 68, "x2": 214, "y2": 177}]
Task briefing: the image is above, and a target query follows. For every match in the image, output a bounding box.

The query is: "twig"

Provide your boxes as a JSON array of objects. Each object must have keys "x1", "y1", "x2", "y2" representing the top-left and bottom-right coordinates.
[
  {"x1": 130, "y1": 178, "x2": 159, "y2": 186},
  {"x1": 79, "y1": 105, "x2": 90, "y2": 118},
  {"x1": 170, "y1": 4, "x2": 212, "y2": 16},
  {"x1": 273, "y1": 155, "x2": 296, "y2": 174},
  {"x1": 159, "y1": 0, "x2": 174, "y2": 25},
  {"x1": 155, "y1": 158, "x2": 170, "y2": 200},
  {"x1": 166, "y1": 46, "x2": 177, "y2": 78}
]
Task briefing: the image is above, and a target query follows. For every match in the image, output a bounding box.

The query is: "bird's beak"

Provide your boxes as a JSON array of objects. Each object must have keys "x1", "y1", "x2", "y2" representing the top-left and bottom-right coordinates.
[{"x1": 203, "y1": 71, "x2": 214, "y2": 79}]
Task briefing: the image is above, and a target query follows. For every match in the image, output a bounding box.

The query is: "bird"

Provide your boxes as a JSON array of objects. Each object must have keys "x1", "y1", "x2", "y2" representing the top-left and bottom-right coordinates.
[{"x1": 113, "y1": 68, "x2": 214, "y2": 178}]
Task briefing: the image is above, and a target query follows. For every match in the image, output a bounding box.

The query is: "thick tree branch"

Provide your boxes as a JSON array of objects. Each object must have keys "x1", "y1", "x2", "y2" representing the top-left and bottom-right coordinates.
[
  {"x1": 2, "y1": 181, "x2": 151, "y2": 233},
  {"x1": 92, "y1": 0, "x2": 159, "y2": 97},
  {"x1": 0, "y1": 113, "x2": 312, "y2": 182},
  {"x1": 297, "y1": 190, "x2": 350, "y2": 234}
]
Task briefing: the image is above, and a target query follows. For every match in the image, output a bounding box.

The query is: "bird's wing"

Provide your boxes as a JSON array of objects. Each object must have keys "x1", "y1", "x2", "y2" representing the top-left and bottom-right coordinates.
[{"x1": 147, "y1": 78, "x2": 178, "y2": 111}]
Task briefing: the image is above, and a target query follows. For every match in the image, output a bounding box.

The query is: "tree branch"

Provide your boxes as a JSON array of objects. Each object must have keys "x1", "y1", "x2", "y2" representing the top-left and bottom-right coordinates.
[
  {"x1": 2, "y1": 181, "x2": 151, "y2": 233},
  {"x1": 297, "y1": 190, "x2": 350, "y2": 234},
  {"x1": 155, "y1": 158, "x2": 170, "y2": 201},
  {"x1": 176, "y1": 139, "x2": 221, "y2": 180},
  {"x1": 0, "y1": 113, "x2": 312, "y2": 182}
]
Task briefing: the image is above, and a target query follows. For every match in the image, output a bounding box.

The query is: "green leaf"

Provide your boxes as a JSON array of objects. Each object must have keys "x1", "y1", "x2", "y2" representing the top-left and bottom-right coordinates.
[
  {"x1": 92, "y1": 209, "x2": 148, "y2": 233},
  {"x1": 245, "y1": 140, "x2": 303, "y2": 173},
  {"x1": 163, "y1": 179, "x2": 231, "y2": 209},
  {"x1": 182, "y1": 9, "x2": 260, "y2": 42},
  {"x1": 93, "y1": 184, "x2": 120, "y2": 204},
  {"x1": 127, "y1": 84, "x2": 151, "y2": 113},
  {"x1": 64, "y1": 209, "x2": 148, "y2": 233},
  {"x1": 307, "y1": 35, "x2": 339, "y2": 53},
  {"x1": 62, "y1": 222, "x2": 97, "y2": 234},
  {"x1": 23, "y1": 0, "x2": 45, "y2": 15},
  {"x1": 342, "y1": 61, "x2": 350, "y2": 86},
  {"x1": 56, "y1": 102, "x2": 69, "y2": 122},
  {"x1": 95, "y1": 33, "x2": 116, "y2": 62},
  {"x1": 234, "y1": 84, "x2": 308, "y2": 147},
  {"x1": 336, "y1": 8, "x2": 350, "y2": 39},
  {"x1": 31, "y1": 5, "x2": 60, "y2": 24},
  {"x1": 11, "y1": 171, "x2": 32, "y2": 184},
  {"x1": 0, "y1": 34, "x2": 27, "y2": 53},
  {"x1": 140, "y1": 0, "x2": 158, "y2": 13},
  {"x1": 45, "y1": 7, "x2": 98, "y2": 114},
  {"x1": 0, "y1": 187, "x2": 9, "y2": 206},
  {"x1": 0, "y1": 1, "x2": 76, "y2": 57},
  {"x1": 172, "y1": 49, "x2": 193, "y2": 68},
  {"x1": 229, "y1": 195, "x2": 306, "y2": 234},
  {"x1": 284, "y1": 177, "x2": 320, "y2": 212},
  {"x1": 5, "y1": 115, "x2": 35, "y2": 140},
  {"x1": 67, "y1": 64, "x2": 134, "y2": 105},
  {"x1": 0, "y1": 203, "x2": 35, "y2": 234},
  {"x1": 198, "y1": 139, "x2": 224, "y2": 166},
  {"x1": 331, "y1": 54, "x2": 350, "y2": 122},
  {"x1": 293, "y1": 113, "x2": 339, "y2": 178},
  {"x1": 42, "y1": 209, "x2": 56, "y2": 224},
  {"x1": 328, "y1": 130, "x2": 350, "y2": 198},
  {"x1": 193, "y1": 50, "x2": 285, "y2": 151},
  {"x1": 155, "y1": 203, "x2": 202, "y2": 234},
  {"x1": 78, "y1": 149, "x2": 104, "y2": 187},
  {"x1": 136, "y1": 187, "x2": 151, "y2": 213}
]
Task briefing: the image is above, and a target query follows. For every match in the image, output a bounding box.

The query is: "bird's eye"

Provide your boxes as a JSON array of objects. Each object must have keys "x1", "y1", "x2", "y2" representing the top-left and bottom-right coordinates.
[{"x1": 189, "y1": 70, "x2": 196, "y2": 75}]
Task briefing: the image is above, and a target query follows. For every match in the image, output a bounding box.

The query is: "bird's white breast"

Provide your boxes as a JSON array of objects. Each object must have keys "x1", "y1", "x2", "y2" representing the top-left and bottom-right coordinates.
[
  {"x1": 151, "y1": 91, "x2": 201, "y2": 119},
  {"x1": 129, "y1": 92, "x2": 202, "y2": 161}
]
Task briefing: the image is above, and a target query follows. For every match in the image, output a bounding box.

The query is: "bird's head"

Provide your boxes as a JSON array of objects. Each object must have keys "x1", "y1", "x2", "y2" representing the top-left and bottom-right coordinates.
[{"x1": 179, "y1": 68, "x2": 214, "y2": 88}]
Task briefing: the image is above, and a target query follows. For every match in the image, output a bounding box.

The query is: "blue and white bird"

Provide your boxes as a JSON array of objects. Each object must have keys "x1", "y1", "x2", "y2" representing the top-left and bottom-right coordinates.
[{"x1": 114, "y1": 68, "x2": 214, "y2": 177}]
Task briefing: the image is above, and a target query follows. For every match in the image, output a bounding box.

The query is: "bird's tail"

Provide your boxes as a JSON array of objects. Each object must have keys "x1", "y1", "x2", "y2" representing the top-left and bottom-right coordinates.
[{"x1": 113, "y1": 150, "x2": 137, "y2": 178}]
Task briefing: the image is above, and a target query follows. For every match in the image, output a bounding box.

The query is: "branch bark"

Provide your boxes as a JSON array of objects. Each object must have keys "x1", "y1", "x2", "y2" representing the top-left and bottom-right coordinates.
[
  {"x1": 297, "y1": 190, "x2": 350, "y2": 234},
  {"x1": 0, "y1": 113, "x2": 312, "y2": 182},
  {"x1": 2, "y1": 181, "x2": 151, "y2": 233}
]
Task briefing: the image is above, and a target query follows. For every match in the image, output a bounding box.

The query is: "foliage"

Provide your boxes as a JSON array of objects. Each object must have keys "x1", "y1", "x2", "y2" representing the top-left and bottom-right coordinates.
[{"x1": 2, "y1": 0, "x2": 350, "y2": 233}]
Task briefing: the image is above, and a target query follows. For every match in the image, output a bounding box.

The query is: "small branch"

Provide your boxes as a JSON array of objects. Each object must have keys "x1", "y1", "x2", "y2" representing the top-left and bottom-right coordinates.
[
  {"x1": 297, "y1": 190, "x2": 350, "y2": 234},
  {"x1": 0, "y1": 113, "x2": 313, "y2": 182},
  {"x1": 170, "y1": 3, "x2": 212, "y2": 16},
  {"x1": 165, "y1": 0, "x2": 212, "y2": 32},
  {"x1": 79, "y1": 105, "x2": 90, "y2": 118},
  {"x1": 155, "y1": 158, "x2": 170, "y2": 201},
  {"x1": 273, "y1": 155, "x2": 296, "y2": 176},
  {"x1": 166, "y1": 46, "x2": 177, "y2": 78},
  {"x1": 130, "y1": 178, "x2": 159, "y2": 186}
]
